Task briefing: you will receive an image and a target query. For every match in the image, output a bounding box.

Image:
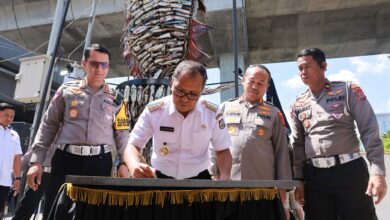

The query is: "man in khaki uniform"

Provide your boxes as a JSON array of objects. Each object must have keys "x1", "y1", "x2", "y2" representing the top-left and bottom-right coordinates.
[
  {"x1": 290, "y1": 48, "x2": 387, "y2": 220},
  {"x1": 209, "y1": 65, "x2": 292, "y2": 219},
  {"x1": 25, "y1": 44, "x2": 129, "y2": 219}
]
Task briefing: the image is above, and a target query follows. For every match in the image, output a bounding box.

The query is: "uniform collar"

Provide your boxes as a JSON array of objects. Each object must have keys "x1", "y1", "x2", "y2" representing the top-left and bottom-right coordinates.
[
  {"x1": 239, "y1": 96, "x2": 264, "y2": 108},
  {"x1": 0, "y1": 125, "x2": 11, "y2": 132},
  {"x1": 79, "y1": 78, "x2": 109, "y2": 95},
  {"x1": 311, "y1": 78, "x2": 332, "y2": 101}
]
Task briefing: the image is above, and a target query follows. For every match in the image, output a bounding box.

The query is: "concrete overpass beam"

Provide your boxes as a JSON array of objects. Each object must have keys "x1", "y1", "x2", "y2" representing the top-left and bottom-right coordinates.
[{"x1": 0, "y1": 0, "x2": 122, "y2": 32}]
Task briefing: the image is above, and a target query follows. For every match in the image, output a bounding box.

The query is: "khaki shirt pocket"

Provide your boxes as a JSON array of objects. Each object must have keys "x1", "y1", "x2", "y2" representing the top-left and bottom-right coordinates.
[
  {"x1": 64, "y1": 99, "x2": 85, "y2": 120},
  {"x1": 101, "y1": 102, "x2": 116, "y2": 123},
  {"x1": 325, "y1": 102, "x2": 345, "y2": 120},
  {"x1": 253, "y1": 118, "x2": 272, "y2": 140}
]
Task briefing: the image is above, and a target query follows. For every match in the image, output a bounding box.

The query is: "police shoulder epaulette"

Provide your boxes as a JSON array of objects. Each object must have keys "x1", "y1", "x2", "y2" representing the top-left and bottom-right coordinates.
[
  {"x1": 331, "y1": 80, "x2": 347, "y2": 84},
  {"x1": 227, "y1": 97, "x2": 239, "y2": 102},
  {"x1": 203, "y1": 100, "x2": 218, "y2": 113},
  {"x1": 147, "y1": 100, "x2": 165, "y2": 112},
  {"x1": 329, "y1": 81, "x2": 347, "y2": 88},
  {"x1": 296, "y1": 89, "x2": 310, "y2": 100},
  {"x1": 62, "y1": 80, "x2": 80, "y2": 87},
  {"x1": 349, "y1": 82, "x2": 361, "y2": 89}
]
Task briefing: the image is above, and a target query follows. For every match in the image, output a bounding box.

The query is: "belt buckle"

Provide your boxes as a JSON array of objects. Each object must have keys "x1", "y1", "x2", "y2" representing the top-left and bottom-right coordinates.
[
  {"x1": 81, "y1": 146, "x2": 91, "y2": 156},
  {"x1": 323, "y1": 157, "x2": 336, "y2": 168},
  {"x1": 312, "y1": 157, "x2": 336, "y2": 168}
]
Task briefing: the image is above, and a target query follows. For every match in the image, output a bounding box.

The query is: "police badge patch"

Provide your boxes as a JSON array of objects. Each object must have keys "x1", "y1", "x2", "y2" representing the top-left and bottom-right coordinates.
[
  {"x1": 69, "y1": 108, "x2": 78, "y2": 119},
  {"x1": 257, "y1": 128, "x2": 265, "y2": 137},
  {"x1": 228, "y1": 125, "x2": 238, "y2": 136},
  {"x1": 219, "y1": 118, "x2": 226, "y2": 129}
]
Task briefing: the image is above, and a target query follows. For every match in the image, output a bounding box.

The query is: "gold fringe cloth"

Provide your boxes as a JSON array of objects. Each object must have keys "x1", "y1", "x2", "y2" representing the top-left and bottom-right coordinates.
[{"x1": 66, "y1": 183, "x2": 279, "y2": 207}]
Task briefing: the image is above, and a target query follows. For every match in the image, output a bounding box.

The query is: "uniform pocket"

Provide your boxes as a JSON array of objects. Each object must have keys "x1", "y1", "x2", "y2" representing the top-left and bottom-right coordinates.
[
  {"x1": 191, "y1": 131, "x2": 212, "y2": 155},
  {"x1": 253, "y1": 118, "x2": 271, "y2": 140},
  {"x1": 155, "y1": 132, "x2": 179, "y2": 156},
  {"x1": 226, "y1": 123, "x2": 239, "y2": 136}
]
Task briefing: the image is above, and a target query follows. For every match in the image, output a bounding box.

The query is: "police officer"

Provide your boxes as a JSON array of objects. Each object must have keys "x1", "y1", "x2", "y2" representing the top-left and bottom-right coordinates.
[
  {"x1": 124, "y1": 60, "x2": 232, "y2": 180},
  {"x1": 26, "y1": 44, "x2": 129, "y2": 219},
  {"x1": 290, "y1": 48, "x2": 387, "y2": 220},
  {"x1": 209, "y1": 65, "x2": 292, "y2": 218},
  {"x1": 0, "y1": 103, "x2": 22, "y2": 218}
]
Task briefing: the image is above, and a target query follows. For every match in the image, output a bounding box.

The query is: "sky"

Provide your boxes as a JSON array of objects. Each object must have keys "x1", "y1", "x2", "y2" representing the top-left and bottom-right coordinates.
[
  {"x1": 266, "y1": 53, "x2": 390, "y2": 116},
  {"x1": 107, "y1": 53, "x2": 390, "y2": 116}
]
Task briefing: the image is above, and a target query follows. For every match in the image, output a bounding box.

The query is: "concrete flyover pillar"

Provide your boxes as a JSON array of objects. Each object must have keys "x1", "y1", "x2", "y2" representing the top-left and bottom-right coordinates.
[{"x1": 219, "y1": 53, "x2": 246, "y2": 102}]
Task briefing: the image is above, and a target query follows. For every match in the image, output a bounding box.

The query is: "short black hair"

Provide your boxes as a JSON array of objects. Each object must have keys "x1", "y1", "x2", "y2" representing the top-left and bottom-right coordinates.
[
  {"x1": 0, "y1": 103, "x2": 15, "y2": 112},
  {"x1": 83, "y1": 44, "x2": 111, "y2": 61},
  {"x1": 246, "y1": 64, "x2": 272, "y2": 83},
  {"x1": 172, "y1": 60, "x2": 208, "y2": 87},
  {"x1": 297, "y1": 48, "x2": 326, "y2": 66}
]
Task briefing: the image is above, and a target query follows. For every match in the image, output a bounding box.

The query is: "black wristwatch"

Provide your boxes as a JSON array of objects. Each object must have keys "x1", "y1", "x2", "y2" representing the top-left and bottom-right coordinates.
[{"x1": 15, "y1": 177, "x2": 22, "y2": 181}]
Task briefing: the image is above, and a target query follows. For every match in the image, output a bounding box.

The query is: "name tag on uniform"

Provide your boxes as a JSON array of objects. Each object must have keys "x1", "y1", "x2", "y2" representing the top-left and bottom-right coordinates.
[
  {"x1": 225, "y1": 116, "x2": 241, "y2": 123},
  {"x1": 160, "y1": 126, "x2": 174, "y2": 132}
]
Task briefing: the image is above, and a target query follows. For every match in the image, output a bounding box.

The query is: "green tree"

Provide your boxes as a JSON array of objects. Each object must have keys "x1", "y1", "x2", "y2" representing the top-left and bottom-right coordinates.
[
  {"x1": 382, "y1": 130, "x2": 390, "y2": 138},
  {"x1": 383, "y1": 130, "x2": 390, "y2": 153}
]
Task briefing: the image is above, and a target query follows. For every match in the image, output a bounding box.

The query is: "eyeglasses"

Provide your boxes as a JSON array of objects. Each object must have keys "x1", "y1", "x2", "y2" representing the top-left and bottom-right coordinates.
[
  {"x1": 173, "y1": 88, "x2": 201, "y2": 100},
  {"x1": 88, "y1": 61, "x2": 109, "y2": 69}
]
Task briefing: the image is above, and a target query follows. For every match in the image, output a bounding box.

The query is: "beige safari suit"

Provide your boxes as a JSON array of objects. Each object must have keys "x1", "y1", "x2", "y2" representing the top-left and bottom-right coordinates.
[
  {"x1": 30, "y1": 79, "x2": 129, "y2": 164},
  {"x1": 290, "y1": 80, "x2": 385, "y2": 179},
  {"x1": 210, "y1": 97, "x2": 292, "y2": 181}
]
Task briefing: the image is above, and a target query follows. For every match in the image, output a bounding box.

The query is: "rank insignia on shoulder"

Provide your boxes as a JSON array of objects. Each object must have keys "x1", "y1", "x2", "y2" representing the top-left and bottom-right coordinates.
[
  {"x1": 103, "y1": 84, "x2": 110, "y2": 93},
  {"x1": 227, "y1": 97, "x2": 238, "y2": 102},
  {"x1": 147, "y1": 100, "x2": 165, "y2": 112},
  {"x1": 327, "y1": 91, "x2": 336, "y2": 96},
  {"x1": 71, "y1": 87, "x2": 83, "y2": 95},
  {"x1": 277, "y1": 112, "x2": 286, "y2": 128},
  {"x1": 258, "y1": 105, "x2": 270, "y2": 111},
  {"x1": 203, "y1": 100, "x2": 218, "y2": 113},
  {"x1": 258, "y1": 111, "x2": 270, "y2": 115},
  {"x1": 51, "y1": 91, "x2": 61, "y2": 103},
  {"x1": 215, "y1": 112, "x2": 223, "y2": 120},
  {"x1": 78, "y1": 79, "x2": 87, "y2": 88},
  {"x1": 351, "y1": 83, "x2": 366, "y2": 101}
]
